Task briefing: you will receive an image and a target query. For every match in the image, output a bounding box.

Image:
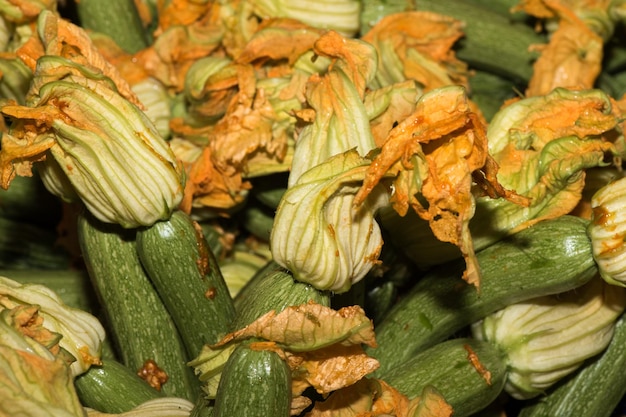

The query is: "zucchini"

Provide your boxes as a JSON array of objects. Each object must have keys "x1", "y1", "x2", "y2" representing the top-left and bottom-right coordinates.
[
  {"x1": 382, "y1": 338, "x2": 508, "y2": 417},
  {"x1": 136, "y1": 210, "x2": 236, "y2": 358},
  {"x1": 369, "y1": 215, "x2": 597, "y2": 376},
  {"x1": 0, "y1": 172, "x2": 62, "y2": 228},
  {"x1": 76, "y1": 0, "x2": 150, "y2": 53},
  {"x1": 74, "y1": 359, "x2": 163, "y2": 413},
  {"x1": 518, "y1": 312, "x2": 626, "y2": 417},
  {"x1": 77, "y1": 211, "x2": 197, "y2": 400},
  {"x1": 0, "y1": 216, "x2": 71, "y2": 270},
  {"x1": 416, "y1": 0, "x2": 543, "y2": 83},
  {"x1": 0, "y1": 268, "x2": 98, "y2": 313},
  {"x1": 212, "y1": 342, "x2": 291, "y2": 417},
  {"x1": 232, "y1": 262, "x2": 330, "y2": 329}
]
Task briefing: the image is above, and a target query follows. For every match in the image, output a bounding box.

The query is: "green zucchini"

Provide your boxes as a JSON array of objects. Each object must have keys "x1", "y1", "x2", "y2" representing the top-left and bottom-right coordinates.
[
  {"x1": 232, "y1": 262, "x2": 330, "y2": 329},
  {"x1": 74, "y1": 359, "x2": 163, "y2": 413},
  {"x1": 212, "y1": 342, "x2": 291, "y2": 417},
  {"x1": 76, "y1": 0, "x2": 150, "y2": 53},
  {"x1": 77, "y1": 211, "x2": 197, "y2": 400},
  {"x1": 416, "y1": 0, "x2": 543, "y2": 83},
  {"x1": 237, "y1": 203, "x2": 274, "y2": 242},
  {"x1": 0, "y1": 172, "x2": 62, "y2": 228},
  {"x1": 369, "y1": 215, "x2": 597, "y2": 376},
  {"x1": 0, "y1": 268, "x2": 97, "y2": 313},
  {"x1": 0, "y1": 216, "x2": 71, "y2": 270},
  {"x1": 382, "y1": 338, "x2": 508, "y2": 417},
  {"x1": 518, "y1": 312, "x2": 626, "y2": 417},
  {"x1": 360, "y1": 0, "x2": 543, "y2": 82},
  {"x1": 136, "y1": 210, "x2": 236, "y2": 358}
]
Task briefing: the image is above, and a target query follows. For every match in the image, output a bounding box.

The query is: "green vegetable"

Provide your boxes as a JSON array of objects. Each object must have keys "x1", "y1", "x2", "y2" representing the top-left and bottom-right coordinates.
[
  {"x1": 136, "y1": 210, "x2": 236, "y2": 358},
  {"x1": 0, "y1": 269, "x2": 97, "y2": 312},
  {"x1": 382, "y1": 338, "x2": 508, "y2": 417},
  {"x1": 212, "y1": 342, "x2": 291, "y2": 417},
  {"x1": 232, "y1": 262, "x2": 330, "y2": 329},
  {"x1": 77, "y1": 211, "x2": 197, "y2": 400},
  {"x1": 416, "y1": 0, "x2": 543, "y2": 83},
  {"x1": 75, "y1": 359, "x2": 164, "y2": 414},
  {"x1": 369, "y1": 215, "x2": 598, "y2": 376},
  {"x1": 76, "y1": 0, "x2": 149, "y2": 53},
  {"x1": 0, "y1": 171, "x2": 62, "y2": 228},
  {"x1": 0, "y1": 216, "x2": 71, "y2": 270}
]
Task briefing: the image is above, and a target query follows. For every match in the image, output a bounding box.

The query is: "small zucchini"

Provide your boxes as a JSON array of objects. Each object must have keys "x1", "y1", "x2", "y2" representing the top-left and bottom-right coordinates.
[
  {"x1": 370, "y1": 215, "x2": 597, "y2": 375},
  {"x1": 77, "y1": 211, "x2": 197, "y2": 400},
  {"x1": 518, "y1": 313, "x2": 626, "y2": 417},
  {"x1": 212, "y1": 342, "x2": 291, "y2": 417},
  {"x1": 74, "y1": 359, "x2": 163, "y2": 413},
  {"x1": 382, "y1": 338, "x2": 508, "y2": 417},
  {"x1": 136, "y1": 210, "x2": 236, "y2": 358}
]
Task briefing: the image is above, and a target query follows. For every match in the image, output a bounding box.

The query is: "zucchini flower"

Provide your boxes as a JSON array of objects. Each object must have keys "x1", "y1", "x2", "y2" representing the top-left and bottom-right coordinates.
[
  {"x1": 0, "y1": 302, "x2": 86, "y2": 416},
  {"x1": 588, "y1": 176, "x2": 626, "y2": 286},
  {"x1": 131, "y1": 76, "x2": 173, "y2": 140},
  {"x1": 0, "y1": 275, "x2": 105, "y2": 377},
  {"x1": 85, "y1": 397, "x2": 194, "y2": 417},
  {"x1": 271, "y1": 150, "x2": 387, "y2": 293},
  {"x1": 248, "y1": 0, "x2": 361, "y2": 37},
  {"x1": 381, "y1": 87, "x2": 620, "y2": 271},
  {"x1": 472, "y1": 276, "x2": 626, "y2": 400},
  {"x1": 271, "y1": 32, "x2": 386, "y2": 292},
  {"x1": 0, "y1": 12, "x2": 185, "y2": 228}
]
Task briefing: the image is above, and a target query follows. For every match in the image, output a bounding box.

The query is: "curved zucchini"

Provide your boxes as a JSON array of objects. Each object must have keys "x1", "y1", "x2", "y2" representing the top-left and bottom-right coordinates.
[
  {"x1": 77, "y1": 211, "x2": 197, "y2": 400},
  {"x1": 136, "y1": 210, "x2": 236, "y2": 358},
  {"x1": 369, "y1": 215, "x2": 597, "y2": 376},
  {"x1": 213, "y1": 342, "x2": 291, "y2": 417},
  {"x1": 382, "y1": 338, "x2": 508, "y2": 417},
  {"x1": 74, "y1": 359, "x2": 163, "y2": 413}
]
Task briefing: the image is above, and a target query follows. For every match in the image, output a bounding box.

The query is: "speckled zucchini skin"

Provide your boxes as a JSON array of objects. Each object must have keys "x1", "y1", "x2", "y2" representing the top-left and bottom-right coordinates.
[
  {"x1": 370, "y1": 215, "x2": 597, "y2": 375},
  {"x1": 136, "y1": 210, "x2": 236, "y2": 358},
  {"x1": 77, "y1": 211, "x2": 197, "y2": 400},
  {"x1": 213, "y1": 342, "x2": 291, "y2": 417},
  {"x1": 382, "y1": 338, "x2": 508, "y2": 417}
]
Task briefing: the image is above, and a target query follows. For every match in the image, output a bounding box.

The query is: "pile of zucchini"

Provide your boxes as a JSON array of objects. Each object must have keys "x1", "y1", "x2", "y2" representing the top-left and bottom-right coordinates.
[{"x1": 5, "y1": 0, "x2": 626, "y2": 417}]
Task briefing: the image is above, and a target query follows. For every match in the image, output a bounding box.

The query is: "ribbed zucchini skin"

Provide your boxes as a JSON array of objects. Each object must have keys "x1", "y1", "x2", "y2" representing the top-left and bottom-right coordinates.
[
  {"x1": 213, "y1": 342, "x2": 291, "y2": 417},
  {"x1": 382, "y1": 338, "x2": 507, "y2": 417},
  {"x1": 136, "y1": 210, "x2": 236, "y2": 358},
  {"x1": 77, "y1": 211, "x2": 197, "y2": 400},
  {"x1": 518, "y1": 312, "x2": 626, "y2": 417},
  {"x1": 370, "y1": 215, "x2": 597, "y2": 376},
  {"x1": 74, "y1": 359, "x2": 163, "y2": 413},
  {"x1": 232, "y1": 262, "x2": 330, "y2": 329}
]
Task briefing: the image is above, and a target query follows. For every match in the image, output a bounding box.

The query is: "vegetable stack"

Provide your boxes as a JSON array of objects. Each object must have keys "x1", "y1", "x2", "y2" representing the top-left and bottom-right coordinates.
[{"x1": 3, "y1": 0, "x2": 626, "y2": 417}]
